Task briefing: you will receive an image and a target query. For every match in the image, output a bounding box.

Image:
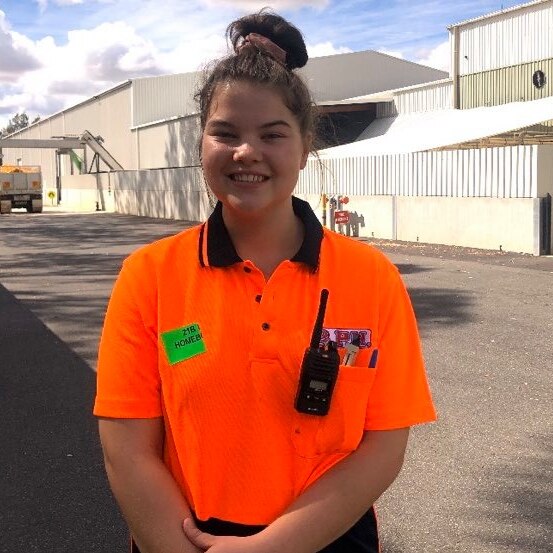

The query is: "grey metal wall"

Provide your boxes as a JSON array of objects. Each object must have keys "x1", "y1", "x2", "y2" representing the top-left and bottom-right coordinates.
[
  {"x1": 132, "y1": 73, "x2": 200, "y2": 128},
  {"x1": 299, "y1": 50, "x2": 447, "y2": 102},
  {"x1": 456, "y1": 0, "x2": 553, "y2": 75},
  {"x1": 297, "y1": 145, "x2": 545, "y2": 198},
  {"x1": 460, "y1": 57, "x2": 553, "y2": 127},
  {"x1": 460, "y1": 57, "x2": 553, "y2": 108},
  {"x1": 376, "y1": 80, "x2": 453, "y2": 117}
]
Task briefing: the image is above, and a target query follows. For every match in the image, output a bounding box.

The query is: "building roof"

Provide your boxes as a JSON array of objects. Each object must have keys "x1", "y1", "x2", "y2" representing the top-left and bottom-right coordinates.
[
  {"x1": 448, "y1": 0, "x2": 550, "y2": 29},
  {"x1": 318, "y1": 95, "x2": 553, "y2": 156}
]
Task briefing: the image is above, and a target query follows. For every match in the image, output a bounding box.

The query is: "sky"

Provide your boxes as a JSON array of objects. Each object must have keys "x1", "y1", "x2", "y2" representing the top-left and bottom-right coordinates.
[{"x1": 0, "y1": 0, "x2": 526, "y2": 130}]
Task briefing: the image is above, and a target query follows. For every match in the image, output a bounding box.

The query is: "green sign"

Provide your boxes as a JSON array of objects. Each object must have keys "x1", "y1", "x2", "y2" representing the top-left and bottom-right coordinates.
[{"x1": 161, "y1": 323, "x2": 206, "y2": 365}]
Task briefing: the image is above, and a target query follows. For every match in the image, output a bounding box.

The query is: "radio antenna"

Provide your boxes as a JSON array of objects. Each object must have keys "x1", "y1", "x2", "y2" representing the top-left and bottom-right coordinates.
[{"x1": 310, "y1": 289, "x2": 329, "y2": 349}]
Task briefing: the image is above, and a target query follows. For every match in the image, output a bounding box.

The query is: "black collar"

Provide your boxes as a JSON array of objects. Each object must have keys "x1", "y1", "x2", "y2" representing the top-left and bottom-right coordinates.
[{"x1": 199, "y1": 196, "x2": 323, "y2": 270}]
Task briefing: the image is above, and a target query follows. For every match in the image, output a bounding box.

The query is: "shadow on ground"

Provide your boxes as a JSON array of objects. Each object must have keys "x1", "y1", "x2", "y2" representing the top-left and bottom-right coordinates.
[
  {"x1": 0, "y1": 284, "x2": 127, "y2": 553},
  {"x1": 467, "y1": 433, "x2": 553, "y2": 552}
]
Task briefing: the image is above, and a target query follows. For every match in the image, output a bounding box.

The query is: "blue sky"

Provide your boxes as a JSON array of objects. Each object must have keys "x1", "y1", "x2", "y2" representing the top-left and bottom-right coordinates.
[{"x1": 0, "y1": 0, "x2": 525, "y2": 129}]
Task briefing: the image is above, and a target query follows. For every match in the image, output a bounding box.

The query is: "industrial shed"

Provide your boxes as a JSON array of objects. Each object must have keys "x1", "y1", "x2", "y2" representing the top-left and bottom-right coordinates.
[
  {"x1": 1, "y1": 0, "x2": 552, "y2": 255},
  {"x1": 0, "y1": 49, "x2": 445, "y2": 195},
  {"x1": 301, "y1": 0, "x2": 553, "y2": 255}
]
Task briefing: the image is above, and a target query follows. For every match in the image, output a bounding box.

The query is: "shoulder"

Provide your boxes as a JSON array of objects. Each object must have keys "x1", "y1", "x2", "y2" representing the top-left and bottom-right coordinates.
[
  {"x1": 125, "y1": 224, "x2": 202, "y2": 269},
  {"x1": 321, "y1": 228, "x2": 398, "y2": 276}
]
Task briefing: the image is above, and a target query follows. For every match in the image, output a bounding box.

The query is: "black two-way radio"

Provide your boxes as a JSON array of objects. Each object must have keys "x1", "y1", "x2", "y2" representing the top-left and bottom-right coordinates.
[{"x1": 294, "y1": 289, "x2": 340, "y2": 416}]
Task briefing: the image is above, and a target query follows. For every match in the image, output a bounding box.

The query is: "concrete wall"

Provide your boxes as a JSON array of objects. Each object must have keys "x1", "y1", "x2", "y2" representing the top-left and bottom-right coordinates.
[
  {"x1": 394, "y1": 196, "x2": 540, "y2": 255},
  {"x1": 58, "y1": 168, "x2": 544, "y2": 255},
  {"x1": 113, "y1": 167, "x2": 212, "y2": 222},
  {"x1": 59, "y1": 173, "x2": 115, "y2": 212}
]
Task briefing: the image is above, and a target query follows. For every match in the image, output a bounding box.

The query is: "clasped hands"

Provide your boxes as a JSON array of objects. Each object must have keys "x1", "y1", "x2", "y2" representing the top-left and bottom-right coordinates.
[{"x1": 183, "y1": 518, "x2": 280, "y2": 553}]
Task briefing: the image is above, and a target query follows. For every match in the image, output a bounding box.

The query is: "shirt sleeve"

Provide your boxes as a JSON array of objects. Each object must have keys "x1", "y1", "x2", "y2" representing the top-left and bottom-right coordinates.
[
  {"x1": 93, "y1": 256, "x2": 162, "y2": 418},
  {"x1": 364, "y1": 262, "x2": 437, "y2": 430}
]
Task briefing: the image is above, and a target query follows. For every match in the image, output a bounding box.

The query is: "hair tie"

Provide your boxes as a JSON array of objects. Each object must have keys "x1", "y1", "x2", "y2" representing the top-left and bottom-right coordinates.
[{"x1": 238, "y1": 33, "x2": 287, "y2": 66}]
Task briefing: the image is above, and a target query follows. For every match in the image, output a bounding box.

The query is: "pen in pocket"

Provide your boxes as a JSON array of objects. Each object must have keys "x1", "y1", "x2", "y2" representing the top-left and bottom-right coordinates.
[
  {"x1": 343, "y1": 336, "x2": 361, "y2": 366},
  {"x1": 368, "y1": 349, "x2": 379, "y2": 368}
]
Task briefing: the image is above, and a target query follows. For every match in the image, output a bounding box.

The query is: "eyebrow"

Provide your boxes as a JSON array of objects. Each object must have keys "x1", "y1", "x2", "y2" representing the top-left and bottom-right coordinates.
[{"x1": 207, "y1": 119, "x2": 292, "y2": 129}]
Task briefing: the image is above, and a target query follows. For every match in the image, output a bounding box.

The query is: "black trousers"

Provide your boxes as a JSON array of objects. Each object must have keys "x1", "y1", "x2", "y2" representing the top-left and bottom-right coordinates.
[{"x1": 131, "y1": 506, "x2": 379, "y2": 553}]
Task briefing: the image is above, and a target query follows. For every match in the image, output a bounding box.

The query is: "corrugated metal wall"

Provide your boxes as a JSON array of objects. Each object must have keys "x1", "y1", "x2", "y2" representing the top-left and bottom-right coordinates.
[
  {"x1": 458, "y1": 1, "x2": 553, "y2": 75},
  {"x1": 1, "y1": 86, "x2": 133, "y2": 188},
  {"x1": 377, "y1": 81, "x2": 453, "y2": 117},
  {"x1": 132, "y1": 73, "x2": 200, "y2": 127},
  {"x1": 136, "y1": 115, "x2": 200, "y2": 169},
  {"x1": 298, "y1": 145, "x2": 538, "y2": 198},
  {"x1": 461, "y1": 57, "x2": 553, "y2": 107}
]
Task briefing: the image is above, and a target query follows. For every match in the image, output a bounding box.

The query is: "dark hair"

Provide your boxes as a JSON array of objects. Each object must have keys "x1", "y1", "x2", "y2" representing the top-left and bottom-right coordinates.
[{"x1": 196, "y1": 10, "x2": 318, "y2": 148}]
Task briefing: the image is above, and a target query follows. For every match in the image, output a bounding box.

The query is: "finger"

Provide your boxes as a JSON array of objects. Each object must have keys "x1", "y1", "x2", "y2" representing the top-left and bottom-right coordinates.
[{"x1": 182, "y1": 518, "x2": 217, "y2": 550}]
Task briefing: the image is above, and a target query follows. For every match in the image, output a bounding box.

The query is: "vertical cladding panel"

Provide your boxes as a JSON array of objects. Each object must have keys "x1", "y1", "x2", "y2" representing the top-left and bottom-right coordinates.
[
  {"x1": 62, "y1": 88, "x2": 133, "y2": 170},
  {"x1": 530, "y1": 145, "x2": 538, "y2": 197},
  {"x1": 304, "y1": 145, "x2": 536, "y2": 199},
  {"x1": 504, "y1": 146, "x2": 512, "y2": 198},
  {"x1": 430, "y1": 153, "x2": 437, "y2": 196},
  {"x1": 132, "y1": 73, "x2": 200, "y2": 127},
  {"x1": 517, "y1": 145, "x2": 526, "y2": 196},
  {"x1": 459, "y1": 2, "x2": 553, "y2": 75},
  {"x1": 497, "y1": 148, "x2": 505, "y2": 198},
  {"x1": 391, "y1": 81, "x2": 453, "y2": 115},
  {"x1": 460, "y1": 58, "x2": 553, "y2": 126},
  {"x1": 420, "y1": 152, "x2": 427, "y2": 196}
]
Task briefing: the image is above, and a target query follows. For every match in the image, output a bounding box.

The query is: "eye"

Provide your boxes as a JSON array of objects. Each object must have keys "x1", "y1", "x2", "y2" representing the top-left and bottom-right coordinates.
[
  {"x1": 214, "y1": 131, "x2": 236, "y2": 139},
  {"x1": 207, "y1": 130, "x2": 238, "y2": 142},
  {"x1": 262, "y1": 132, "x2": 285, "y2": 140}
]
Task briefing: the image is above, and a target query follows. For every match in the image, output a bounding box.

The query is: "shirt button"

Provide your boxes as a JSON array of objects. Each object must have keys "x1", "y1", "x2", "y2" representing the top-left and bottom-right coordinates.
[
  {"x1": 243, "y1": 266, "x2": 252, "y2": 273},
  {"x1": 255, "y1": 294, "x2": 262, "y2": 303},
  {"x1": 261, "y1": 322, "x2": 270, "y2": 331}
]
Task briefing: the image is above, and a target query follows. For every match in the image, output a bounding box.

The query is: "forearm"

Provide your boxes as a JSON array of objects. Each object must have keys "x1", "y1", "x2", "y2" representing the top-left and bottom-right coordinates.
[
  {"x1": 99, "y1": 417, "x2": 201, "y2": 553},
  {"x1": 259, "y1": 428, "x2": 409, "y2": 553},
  {"x1": 105, "y1": 453, "x2": 200, "y2": 553}
]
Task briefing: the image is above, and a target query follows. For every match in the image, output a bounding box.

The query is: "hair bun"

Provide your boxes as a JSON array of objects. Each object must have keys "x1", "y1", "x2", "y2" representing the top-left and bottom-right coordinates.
[{"x1": 227, "y1": 10, "x2": 308, "y2": 70}]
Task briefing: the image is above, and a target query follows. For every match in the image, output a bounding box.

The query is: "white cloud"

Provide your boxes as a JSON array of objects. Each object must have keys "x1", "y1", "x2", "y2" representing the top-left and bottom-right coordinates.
[
  {"x1": 308, "y1": 41, "x2": 352, "y2": 58},
  {"x1": 0, "y1": 19, "x2": 174, "y2": 127},
  {"x1": 0, "y1": 11, "x2": 42, "y2": 76},
  {"x1": 415, "y1": 40, "x2": 450, "y2": 72}
]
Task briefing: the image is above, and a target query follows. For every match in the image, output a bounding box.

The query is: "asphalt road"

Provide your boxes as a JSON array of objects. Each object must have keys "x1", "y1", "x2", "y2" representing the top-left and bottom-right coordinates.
[{"x1": 1, "y1": 209, "x2": 552, "y2": 553}]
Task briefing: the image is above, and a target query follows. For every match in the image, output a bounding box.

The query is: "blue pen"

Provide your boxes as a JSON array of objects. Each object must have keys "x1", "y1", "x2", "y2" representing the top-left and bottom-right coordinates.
[{"x1": 368, "y1": 349, "x2": 379, "y2": 368}]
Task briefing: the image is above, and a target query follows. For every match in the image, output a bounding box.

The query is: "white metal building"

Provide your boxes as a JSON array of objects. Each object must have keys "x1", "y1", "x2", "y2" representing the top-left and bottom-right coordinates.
[
  {"x1": 1, "y1": 0, "x2": 552, "y2": 254},
  {"x1": 0, "y1": 50, "x2": 446, "y2": 186}
]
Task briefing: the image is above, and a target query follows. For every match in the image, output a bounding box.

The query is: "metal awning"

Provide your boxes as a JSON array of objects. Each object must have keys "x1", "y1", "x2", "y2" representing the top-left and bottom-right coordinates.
[
  {"x1": 319, "y1": 95, "x2": 553, "y2": 157},
  {"x1": 318, "y1": 92, "x2": 394, "y2": 107}
]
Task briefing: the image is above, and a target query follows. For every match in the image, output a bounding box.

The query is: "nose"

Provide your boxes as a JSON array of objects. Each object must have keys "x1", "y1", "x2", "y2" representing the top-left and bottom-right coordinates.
[{"x1": 233, "y1": 140, "x2": 261, "y2": 163}]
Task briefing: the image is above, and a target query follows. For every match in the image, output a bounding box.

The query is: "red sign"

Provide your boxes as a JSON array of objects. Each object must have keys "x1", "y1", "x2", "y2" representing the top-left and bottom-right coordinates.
[{"x1": 334, "y1": 210, "x2": 350, "y2": 224}]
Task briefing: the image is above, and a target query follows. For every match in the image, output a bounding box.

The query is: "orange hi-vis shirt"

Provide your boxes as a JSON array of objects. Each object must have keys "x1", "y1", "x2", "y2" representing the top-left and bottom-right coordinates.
[{"x1": 94, "y1": 196, "x2": 436, "y2": 525}]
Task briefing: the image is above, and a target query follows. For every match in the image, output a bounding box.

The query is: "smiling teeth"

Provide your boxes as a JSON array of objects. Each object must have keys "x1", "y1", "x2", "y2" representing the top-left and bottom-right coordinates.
[{"x1": 232, "y1": 174, "x2": 266, "y2": 182}]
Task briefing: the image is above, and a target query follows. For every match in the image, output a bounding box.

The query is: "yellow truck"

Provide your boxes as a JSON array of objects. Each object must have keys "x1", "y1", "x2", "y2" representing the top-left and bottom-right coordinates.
[{"x1": 0, "y1": 165, "x2": 43, "y2": 214}]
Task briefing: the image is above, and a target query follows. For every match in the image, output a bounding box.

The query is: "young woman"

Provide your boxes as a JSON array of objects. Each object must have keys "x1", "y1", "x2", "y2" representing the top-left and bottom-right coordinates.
[{"x1": 94, "y1": 11, "x2": 436, "y2": 553}]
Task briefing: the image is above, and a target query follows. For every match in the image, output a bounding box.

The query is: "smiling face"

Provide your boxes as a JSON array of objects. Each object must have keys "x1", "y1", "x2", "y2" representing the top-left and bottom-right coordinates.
[{"x1": 201, "y1": 80, "x2": 310, "y2": 218}]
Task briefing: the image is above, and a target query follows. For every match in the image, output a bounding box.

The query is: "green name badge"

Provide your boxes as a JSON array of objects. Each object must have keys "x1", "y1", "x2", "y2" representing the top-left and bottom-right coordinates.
[{"x1": 161, "y1": 323, "x2": 206, "y2": 365}]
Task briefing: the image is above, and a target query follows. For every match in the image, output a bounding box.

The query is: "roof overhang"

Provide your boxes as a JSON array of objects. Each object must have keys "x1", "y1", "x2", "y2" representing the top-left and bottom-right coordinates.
[{"x1": 319, "y1": 96, "x2": 553, "y2": 157}]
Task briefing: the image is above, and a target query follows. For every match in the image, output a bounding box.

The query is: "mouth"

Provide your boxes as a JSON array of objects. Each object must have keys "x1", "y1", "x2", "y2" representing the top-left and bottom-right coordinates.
[{"x1": 228, "y1": 173, "x2": 269, "y2": 183}]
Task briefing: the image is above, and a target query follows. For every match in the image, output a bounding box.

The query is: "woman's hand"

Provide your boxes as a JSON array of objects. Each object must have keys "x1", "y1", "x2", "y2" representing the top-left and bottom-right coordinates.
[{"x1": 183, "y1": 518, "x2": 278, "y2": 553}]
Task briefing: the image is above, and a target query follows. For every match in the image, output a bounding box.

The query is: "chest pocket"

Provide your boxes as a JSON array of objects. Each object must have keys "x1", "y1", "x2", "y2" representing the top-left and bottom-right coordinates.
[{"x1": 291, "y1": 365, "x2": 376, "y2": 458}]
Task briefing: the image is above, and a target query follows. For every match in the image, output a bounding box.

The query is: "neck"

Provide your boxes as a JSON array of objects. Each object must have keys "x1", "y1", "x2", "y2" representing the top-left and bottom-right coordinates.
[{"x1": 222, "y1": 200, "x2": 304, "y2": 278}]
